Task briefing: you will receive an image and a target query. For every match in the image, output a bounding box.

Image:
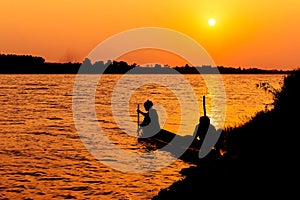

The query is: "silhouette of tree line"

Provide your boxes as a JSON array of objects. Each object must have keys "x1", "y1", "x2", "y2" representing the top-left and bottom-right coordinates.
[
  {"x1": 0, "y1": 54, "x2": 292, "y2": 74},
  {"x1": 0, "y1": 54, "x2": 80, "y2": 74}
]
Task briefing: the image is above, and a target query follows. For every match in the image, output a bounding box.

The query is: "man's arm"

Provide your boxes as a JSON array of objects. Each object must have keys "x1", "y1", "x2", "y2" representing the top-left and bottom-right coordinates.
[{"x1": 137, "y1": 109, "x2": 147, "y2": 116}]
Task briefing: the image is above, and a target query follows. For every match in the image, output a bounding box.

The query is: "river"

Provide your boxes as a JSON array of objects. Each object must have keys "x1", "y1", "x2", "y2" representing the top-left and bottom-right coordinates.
[{"x1": 0, "y1": 74, "x2": 285, "y2": 199}]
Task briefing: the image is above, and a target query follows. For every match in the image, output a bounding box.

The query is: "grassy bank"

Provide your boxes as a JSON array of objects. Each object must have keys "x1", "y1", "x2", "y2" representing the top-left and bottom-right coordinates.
[{"x1": 153, "y1": 69, "x2": 300, "y2": 199}]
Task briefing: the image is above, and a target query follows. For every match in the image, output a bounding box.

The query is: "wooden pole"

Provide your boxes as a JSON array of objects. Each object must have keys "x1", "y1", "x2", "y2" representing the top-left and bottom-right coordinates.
[
  {"x1": 203, "y1": 96, "x2": 206, "y2": 116},
  {"x1": 137, "y1": 104, "x2": 140, "y2": 136}
]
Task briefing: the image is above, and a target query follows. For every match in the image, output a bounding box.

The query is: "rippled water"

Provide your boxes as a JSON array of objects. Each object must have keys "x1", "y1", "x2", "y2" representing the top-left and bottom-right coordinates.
[{"x1": 0, "y1": 74, "x2": 285, "y2": 199}]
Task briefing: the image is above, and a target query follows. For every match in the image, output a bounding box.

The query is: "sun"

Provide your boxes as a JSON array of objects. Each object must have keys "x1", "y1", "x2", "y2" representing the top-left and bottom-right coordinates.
[{"x1": 208, "y1": 18, "x2": 216, "y2": 26}]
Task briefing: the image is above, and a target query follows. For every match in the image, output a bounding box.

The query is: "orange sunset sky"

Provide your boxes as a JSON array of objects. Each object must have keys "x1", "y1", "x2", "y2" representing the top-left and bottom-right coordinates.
[{"x1": 1, "y1": 0, "x2": 300, "y2": 70}]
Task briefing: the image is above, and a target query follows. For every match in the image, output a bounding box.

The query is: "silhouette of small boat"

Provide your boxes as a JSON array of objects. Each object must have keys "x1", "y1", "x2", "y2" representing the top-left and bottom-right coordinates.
[{"x1": 137, "y1": 129, "x2": 203, "y2": 161}]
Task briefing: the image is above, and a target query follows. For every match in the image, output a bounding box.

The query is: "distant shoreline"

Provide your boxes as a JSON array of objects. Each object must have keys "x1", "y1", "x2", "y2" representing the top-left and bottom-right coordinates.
[{"x1": 0, "y1": 54, "x2": 293, "y2": 74}]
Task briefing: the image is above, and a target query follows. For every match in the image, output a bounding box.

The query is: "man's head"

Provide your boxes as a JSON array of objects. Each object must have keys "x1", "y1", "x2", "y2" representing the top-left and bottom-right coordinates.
[
  {"x1": 199, "y1": 115, "x2": 210, "y2": 125},
  {"x1": 144, "y1": 100, "x2": 153, "y2": 111}
]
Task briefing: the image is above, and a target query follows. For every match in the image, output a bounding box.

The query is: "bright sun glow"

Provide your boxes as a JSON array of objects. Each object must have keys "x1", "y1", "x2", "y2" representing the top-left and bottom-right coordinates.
[{"x1": 208, "y1": 18, "x2": 216, "y2": 26}]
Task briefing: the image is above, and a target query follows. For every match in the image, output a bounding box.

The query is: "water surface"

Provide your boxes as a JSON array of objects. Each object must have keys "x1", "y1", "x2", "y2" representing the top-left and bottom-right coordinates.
[{"x1": 0, "y1": 74, "x2": 285, "y2": 199}]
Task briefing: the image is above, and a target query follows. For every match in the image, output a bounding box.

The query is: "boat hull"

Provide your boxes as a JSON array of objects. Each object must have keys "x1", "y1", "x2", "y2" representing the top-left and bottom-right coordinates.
[{"x1": 137, "y1": 129, "x2": 202, "y2": 159}]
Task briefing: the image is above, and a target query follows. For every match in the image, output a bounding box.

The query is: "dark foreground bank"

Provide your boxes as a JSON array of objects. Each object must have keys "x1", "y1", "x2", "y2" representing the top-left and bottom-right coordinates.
[{"x1": 153, "y1": 69, "x2": 300, "y2": 199}]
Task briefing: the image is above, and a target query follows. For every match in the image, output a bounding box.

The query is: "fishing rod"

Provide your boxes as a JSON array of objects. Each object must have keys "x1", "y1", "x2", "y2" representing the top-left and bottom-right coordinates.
[
  {"x1": 137, "y1": 104, "x2": 140, "y2": 136},
  {"x1": 203, "y1": 95, "x2": 206, "y2": 117}
]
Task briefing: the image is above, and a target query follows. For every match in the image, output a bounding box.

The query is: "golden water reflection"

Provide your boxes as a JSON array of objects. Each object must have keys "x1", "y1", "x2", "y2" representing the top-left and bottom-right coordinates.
[{"x1": 0, "y1": 74, "x2": 285, "y2": 199}]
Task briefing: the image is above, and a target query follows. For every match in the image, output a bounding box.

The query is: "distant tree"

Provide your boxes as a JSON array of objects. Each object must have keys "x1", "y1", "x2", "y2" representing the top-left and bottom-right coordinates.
[
  {"x1": 154, "y1": 64, "x2": 161, "y2": 68},
  {"x1": 184, "y1": 64, "x2": 190, "y2": 69},
  {"x1": 79, "y1": 58, "x2": 93, "y2": 73},
  {"x1": 82, "y1": 58, "x2": 92, "y2": 66},
  {"x1": 132, "y1": 63, "x2": 137, "y2": 68}
]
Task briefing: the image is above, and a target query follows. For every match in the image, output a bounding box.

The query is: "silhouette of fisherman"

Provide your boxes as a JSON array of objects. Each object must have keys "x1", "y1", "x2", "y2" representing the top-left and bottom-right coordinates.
[
  {"x1": 192, "y1": 115, "x2": 211, "y2": 147},
  {"x1": 137, "y1": 100, "x2": 161, "y2": 138},
  {"x1": 192, "y1": 115, "x2": 221, "y2": 158}
]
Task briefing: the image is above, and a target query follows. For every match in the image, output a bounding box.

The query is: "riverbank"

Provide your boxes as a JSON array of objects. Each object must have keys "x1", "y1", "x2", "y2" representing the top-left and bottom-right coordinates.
[{"x1": 152, "y1": 69, "x2": 300, "y2": 199}]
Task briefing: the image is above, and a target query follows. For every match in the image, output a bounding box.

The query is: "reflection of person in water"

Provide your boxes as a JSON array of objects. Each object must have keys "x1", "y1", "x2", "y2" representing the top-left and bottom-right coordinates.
[{"x1": 137, "y1": 100, "x2": 161, "y2": 138}]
